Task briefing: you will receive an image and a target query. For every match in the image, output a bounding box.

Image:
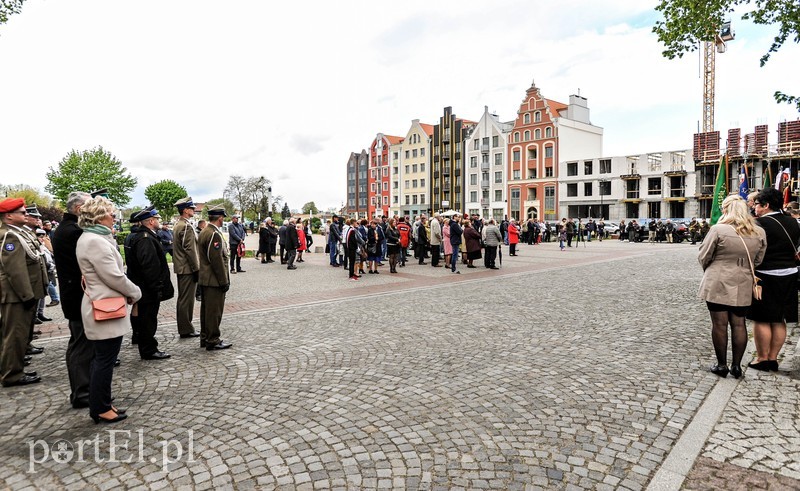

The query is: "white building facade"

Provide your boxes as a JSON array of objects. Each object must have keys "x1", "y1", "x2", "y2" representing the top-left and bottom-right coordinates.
[{"x1": 464, "y1": 106, "x2": 513, "y2": 221}]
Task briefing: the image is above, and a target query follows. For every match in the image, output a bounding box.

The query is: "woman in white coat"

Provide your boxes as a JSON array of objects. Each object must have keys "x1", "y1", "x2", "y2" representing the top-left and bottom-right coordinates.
[{"x1": 76, "y1": 197, "x2": 141, "y2": 424}]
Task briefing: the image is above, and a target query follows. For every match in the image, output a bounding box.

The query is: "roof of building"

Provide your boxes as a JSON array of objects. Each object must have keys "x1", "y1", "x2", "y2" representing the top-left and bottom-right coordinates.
[
  {"x1": 419, "y1": 123, "x2": 434, "y2": 136},
  {"x1": 385, "y1": 135, "x2": 405, "y2": 145},
  {"x1": 545, "y1": 98, "x2": 568, "y2": 116}
]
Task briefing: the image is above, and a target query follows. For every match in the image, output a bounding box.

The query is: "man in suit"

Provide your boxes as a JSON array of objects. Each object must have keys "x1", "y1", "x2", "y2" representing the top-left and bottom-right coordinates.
[
  {"x1": 52, "y1": 191, "x2": 93, "y2": 405},
  {"x1": 228, "y1": 215, "x2": 246, "y2": 273},
  {"x1": 328, "y1": 215, "x2": 341, "y2": 266},
  {"x1": 0, "y1": 198, "x2": 46, "y2": 387},
  {"x1": 198, "y1": 206, "x2": 232, "y2": 351},
  {"x1": 429, "y1": 213, "x2": 442, "y2": 267},
  {"x1": 126, "y1": 206, "x2": 173, "y2": 360},
  {"x1": 172, "y1": 197, "x2": 201, "y2": 339},
  {"x1": 285, "y1": 218, "x2": 299, "y2": 270}
]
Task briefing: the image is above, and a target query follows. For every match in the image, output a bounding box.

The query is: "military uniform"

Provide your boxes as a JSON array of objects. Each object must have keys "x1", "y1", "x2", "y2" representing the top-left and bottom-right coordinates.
[
  {"x1": 172, "y1": 197, "x2": 200, "y2": 337},
  {"x1": 0, "y1": 200, "x2": 47, "y2": 386},
  {"x1": 198, "y1": 207, "x2": 232, "y2": 351}
]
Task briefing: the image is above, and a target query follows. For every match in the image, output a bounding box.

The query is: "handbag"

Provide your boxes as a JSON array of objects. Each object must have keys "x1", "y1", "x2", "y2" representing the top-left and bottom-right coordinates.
[
  {"x1": 82, "y1": 277, "x2": 127, "y2": 321},
  {"x1": 736, "y1": 232, "x2": 762, "y2": 301},
  {"x1": 237, "y1": 242, "x2": 246, "y2": 258},
  {"x1": 764, "y1": 215, "x2": 800, "y2": 261}
]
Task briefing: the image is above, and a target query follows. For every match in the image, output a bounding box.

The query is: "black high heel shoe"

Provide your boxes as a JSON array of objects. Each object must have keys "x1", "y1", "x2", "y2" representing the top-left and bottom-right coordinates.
[
  {"x1": 729, "y1": 365, "x2": 742, "y2": 379},
  {"x1": 91, "y1": 411, "x2": 127, "y2": 424},
  {"x1": 710, "y1": 364, "x2": 729, "y2": 378},
  {"x1": 747, "y1": 360, "x2": 772, "y2": 371},
  {"x1": 769, "y1": 360, "x2": 779, "y2": 371}
]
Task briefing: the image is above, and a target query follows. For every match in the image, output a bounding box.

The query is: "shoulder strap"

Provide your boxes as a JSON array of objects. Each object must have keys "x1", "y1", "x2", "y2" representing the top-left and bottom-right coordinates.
[
  {"x1": 765, "y1": 215, "x2": 799, "y2": 252},
  {"x1": 731, "y1": 225, "x2": 758, "y2": 282}
]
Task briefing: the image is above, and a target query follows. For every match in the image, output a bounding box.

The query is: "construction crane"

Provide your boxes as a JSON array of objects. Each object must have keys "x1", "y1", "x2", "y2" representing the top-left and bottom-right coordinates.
[{"x1": 702, "y1": 21, "x2": 735, "y2": 132}]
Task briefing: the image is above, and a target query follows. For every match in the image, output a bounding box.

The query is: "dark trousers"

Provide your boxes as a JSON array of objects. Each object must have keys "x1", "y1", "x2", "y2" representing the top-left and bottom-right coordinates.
[
  {"x1": 567, "y1": 233, "x2": 574, "y2": 247},
  {"x1": 450, "y1": 248, "x2": 459, "y2": 272},
  {"x1": 134, "y1": 301, "x2": 160, "y2": 357},
  {"x1": 265, "y1": 244, "x2": 275, "y2": 262},
  {"x1": 280, "y1": 243, "x2": 287, "y2": 263},
  {"x1": 347, "y1": 248, "x2": 357, "y2": 277},
  {"x1": 1, "y1": 302, "x2": 35, "y2": 386},
  {"x1": 510, "y1": 243, "x2": 517, "y2": 255},
  {"x1": 200, "y1": 286, "x2": 225, "y2": 346},
  {"x1": 66, "y1": 319, "x2": 92, "y2": 406},
  {"x1": 417, "y1": 244, "x2": 427, "y2": 264},
  {"x1": 89, "y1": 335, "x2": 122, "y2": 418},
  {"x1": 229, "y1": 251, "x2": 242, "y2": 271},
  {"x1": 286, "y1": 248, "x2": 297, "y2": 268},
  {"x1": 431, "y1": 245, "x2": 441, "y2": 266},
  {"x1": 400, "y1": 247, "x2": 407, "y2": 265},
  {"x1": 485, "y1": 246, "x2": 497, "y2": 268},
  {"x1": 176, "y1": 274, "x2": 197, "y2": 336}
]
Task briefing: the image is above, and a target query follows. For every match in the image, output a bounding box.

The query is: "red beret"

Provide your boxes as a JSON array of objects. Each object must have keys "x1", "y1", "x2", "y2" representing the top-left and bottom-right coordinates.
[{"x1": 0, "y1": 198, "x2": 25, "y2": 214}]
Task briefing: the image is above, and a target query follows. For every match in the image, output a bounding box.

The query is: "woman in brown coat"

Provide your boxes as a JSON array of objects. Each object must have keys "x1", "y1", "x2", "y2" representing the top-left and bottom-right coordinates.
[
  {"x1": 698, "y1": 195, "x2": 766, "y2": 379},
  {"x1": 463, "y1": 221, "x2": 482, "y2": 268}
]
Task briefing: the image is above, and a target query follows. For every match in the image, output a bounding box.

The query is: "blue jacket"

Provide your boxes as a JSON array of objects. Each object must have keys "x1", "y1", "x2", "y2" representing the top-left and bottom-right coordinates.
[{"x1": 229, "y1": 221, "x2": 245, "y2": 245}]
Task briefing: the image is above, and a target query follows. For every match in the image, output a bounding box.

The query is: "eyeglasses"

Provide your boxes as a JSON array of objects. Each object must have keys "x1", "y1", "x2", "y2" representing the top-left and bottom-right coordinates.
[
  {"x1": 753, "y1": 202, "x2": 763, "y2": 207},
  {"x1": 10, "y1": 210, "x2": 28, "y2": 215}
]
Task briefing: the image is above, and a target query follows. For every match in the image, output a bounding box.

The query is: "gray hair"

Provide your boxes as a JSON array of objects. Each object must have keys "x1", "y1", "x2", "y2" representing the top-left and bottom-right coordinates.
[
  {"x1": 78, "y1": 196, "x2": 114, "y2": 228},
  {"x1": 66, "y1": 191, "x2": 91, "y2": 214}
]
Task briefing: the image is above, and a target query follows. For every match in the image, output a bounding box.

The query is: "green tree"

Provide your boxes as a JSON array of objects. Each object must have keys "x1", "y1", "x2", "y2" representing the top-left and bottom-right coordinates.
[
  {"x1": 0, "y1": 0, "x2": 26, "y2": 27},
  {"x1": 2, "y1": 184, "x2": 53, "y2": 208},
  {"x1": 653, "y1": 0, "x2": 800, "y2": 110},
  {"x1": 144, "y1": 179, "x2": 188, "y2": 221},
  {"x1": 302, "y1": 201, "x2": 319, "y2": 214},
  {"x1": 46, "y1": 147, "x2": 138, "y2": 206},
  {"x1": 202, "y1": 198, "x2": 235, "y2": 219},
  {"x1": 281, "y1": 202, "x2": 291, "y2": 219}
]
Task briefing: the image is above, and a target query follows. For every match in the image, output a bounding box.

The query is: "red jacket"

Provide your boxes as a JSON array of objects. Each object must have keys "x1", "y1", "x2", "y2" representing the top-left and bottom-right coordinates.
[
  {"x1": 508, "y1": 223, "x2": 520, "y2": 244},
  {"x1": 397, "y1": 222, "x2": 411, "y2": 247}
]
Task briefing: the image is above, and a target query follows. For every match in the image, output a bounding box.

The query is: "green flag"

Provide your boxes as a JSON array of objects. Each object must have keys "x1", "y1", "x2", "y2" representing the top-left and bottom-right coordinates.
[
  {"x1": 710, "y1": 156, "x2": 727, "y2": 226},
  {"x1": 762, "y1": 163, "x2": 772, "y2": 189}
]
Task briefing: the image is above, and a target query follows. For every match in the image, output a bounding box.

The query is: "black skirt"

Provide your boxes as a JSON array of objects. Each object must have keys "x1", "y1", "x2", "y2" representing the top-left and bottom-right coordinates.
[
  {"x1": 747, "y1": 272, "x2": 798, "y2": 323},
  {"x1": 467, "y1": 250, "x2": 482, "y2": 260}
]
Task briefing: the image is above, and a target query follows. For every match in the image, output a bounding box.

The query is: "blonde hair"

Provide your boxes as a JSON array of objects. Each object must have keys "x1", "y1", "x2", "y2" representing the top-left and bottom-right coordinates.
[
  {"x1": 718, "y1": 195, "x2": 759, "y2": 237},
  {"x1": 78, "y1": 196, "x2": 114, "y2": 228}
]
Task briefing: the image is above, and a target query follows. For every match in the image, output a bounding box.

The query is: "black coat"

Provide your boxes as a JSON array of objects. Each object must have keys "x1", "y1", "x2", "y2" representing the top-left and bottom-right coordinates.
[
  {"x1": 51, "y1": 213, "x2": 83, "y2": 320},
  {"x1": 126, "y1": 226, "x2": 174, "y2": 303},
  {"x1": 285, "y1": 226, "x2": 300, "y2": 250},
  {"x1": 258, "y1": 227, "x2": 277, "y2": 254}
]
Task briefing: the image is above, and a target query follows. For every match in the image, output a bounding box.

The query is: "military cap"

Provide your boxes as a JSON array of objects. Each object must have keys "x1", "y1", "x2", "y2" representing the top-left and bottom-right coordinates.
[
  {"x1": 130, "y1": 205, "x2": 159, "y2": 223},
  {"x1": 90, "y1": 188, "x2": 109, "y2": 199},
  {"x1": 0, "y1": 198, "x2": 25, "y2": 214},
  {"x1": 26, "y1": 205, "x2": 42, "y2": 217},
  {"x1": 174, "y1": 196, "x2": 196, "y2": 211},
  {"x1": 35, "y1": 228, "x2": 46, "y2": 236},
  {"x1": 206, "y1": 205, "x2": 227, "y2": 217}
]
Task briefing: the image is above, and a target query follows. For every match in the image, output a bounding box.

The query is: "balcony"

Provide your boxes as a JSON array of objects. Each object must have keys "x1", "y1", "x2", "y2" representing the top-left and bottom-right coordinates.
[
  {"x1": 442, "y1": 150, "x2": 451, "y2": 160},
  {"x1": 480, "y1": 198, "x2": 488, "y2": 206},
  {"x1": 620, "y1": 173, "x2": 640, "y2": 180},
  {"x1": 664, "y1": 165, "x2": 687, "y2": 177},
  {"x1": 454, "y1": 168, "x2": 461, "y2": 177},
  {"x1": 442, "y1": 167, "x2": 450, "y2": 177},
  {"x1": 480, "y1": 179, "x2": 489, "y2": 189},
  {"x1": 434, "y1": 171, "x2": 440, "y2": 179},
  {"x1": 480, "y1": 162, "x2": 489, "y2": 171},
  {"x1": 481, "y1": 144, "x2": 489, "y2": 154},
  {"x1": 454, "y1": 186, "x2": 461, "y2": 194},
  {"x1": 433, "y1": 154, "x2": 440, "y2": 163},
  {"x1": 442, "y1": 132, "x2": 451, "y2": 143},
  {"x1": 433, "y1": 187, "x2": 440, "y2": 195}
]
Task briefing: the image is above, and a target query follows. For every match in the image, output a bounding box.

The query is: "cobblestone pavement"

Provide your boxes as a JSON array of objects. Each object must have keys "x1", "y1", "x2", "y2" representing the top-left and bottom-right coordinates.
[{"x1": 2, "y1": 240, "x2": 797, "y2": 489}]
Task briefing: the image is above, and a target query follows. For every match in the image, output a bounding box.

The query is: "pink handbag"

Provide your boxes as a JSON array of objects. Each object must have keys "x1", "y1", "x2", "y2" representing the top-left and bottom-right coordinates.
[{"x1": 82, "y1": 277, "x2": 127, "y2": 321}]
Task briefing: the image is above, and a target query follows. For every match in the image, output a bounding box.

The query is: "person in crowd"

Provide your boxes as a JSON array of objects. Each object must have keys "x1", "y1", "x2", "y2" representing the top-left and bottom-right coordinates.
[
  {"x1": 379, "y1": 216, "x2": 388, "y2": 261},
  {"x1": 385, "y1": 218, "x2": 401, "y2": 274},
  {"x1": 700, "y1": 219, "x2": 710, "y2": 242},
  {"x1": 75, "y1": 196, "x2": 141, "y2": 422},
  {"x1": 429, "y1": 213, "x2": 442, "y2": 267},
  {"x1": 303, "y1": 219, "x2": 313, "y2": 253},
  {"x1": 172, "y1": 197, "x2": 200, "y2": 339},
  {"x1": 575, "y1": 218, "x2": 584, "y2": 244},
  {"x1": 296, "y1": 222, "x2": 307, "y2": 263},
  {"x1": 746, "y1": 191, "x2": 759, "y2": 217},
  {"x1": 442, "y1": 217, "x2": 452, "y2": 269},
  {"x1": 416, "y1": 216, "x2": 429, "y2": 265},
  {"x1": 566, "y1": 218, "x2": 576, "y2": 247},
  {"x1": 53, "y1": 191, "x2": 93, "y2": 405},
  {"x1": 285, "y1": 218, "x2": 299, "y2": 270},
  {"x1": 648, "y1": 219, "x2": 657, "y2": 243},
  {"x1": 449, "y1": 215, "x2": 463, "y2": 274},
  {"x1": 665, "y1": 219, "x2": 675, "y2": 243},
  {"x1": 0, "y1": 198, "x2": 46, "y2": 387},
  {"x1": 35, "y1": 228, "x2": 58, "y2": 321},
  {"x1": 264, "y1": 218, "x2": 278, "y2": 263},
  {"x1": 748, "y1": 187, "x2": 800, "y2": 371},
  {"x1": 257, "y1": 221, "x2": 269, "y2": 263},
  {"x1": 228, "y1": 215, "x2": 246, "y2": 273},
  {"x1": 500, "y1": 217, "x2": 509, "y2": 245},
  {"x1": 698, "y1": 195, "x2": 767, "y2": 379},
  {"x1": 627, "y1": 220, "x2": 637, "y2": 243},
  {"x1": 586, "y1": 219, "x2": 596, "y2": 243},
  {"x1": 126, "y1": 206, "x2": 173, "y2": 360},
  {"x1": 197, "y1": 205, "x2": 233, "y2": 351},
  {"x1": 366, "y1": 220, "x2": 381, "y2": 274},
  {"x1": 482, "y1": 218, "x2": 502, "y2": 269},
  {"x1": 543, "y1": 220, "x2": 552, "y2": 243},
  {"x1": 328, "y1": 215, "x2": 341, "y2": 267},
  {"x1": 158, "y1": 222, "x2": 174, "y2": 258},
  {"x1": 558, "y1": 220, "x2": 567, "y2": 251},
  {"x1": 344, "y1": 218, "x2": 360, "y2": 280},
  {"x1": 689, "y1": 218, "x2": 700, "y2": 245},
  {"x1": 397, "y1": 217, "x2": 411, "y2": 267},
  {"x1": 656, "y1": 219, "x2": 665, "y2": 242},
  {"x1": 195, "y1": 219, "x2": 207, "y2": 234},
  {"x1": 507, "y1": 218, "x2": 520, "y2": 256},
  {"x1": 618, "y1": 219, "x2": 626, "y2": 242},
  {"x1": 278, "y1": 219, "x2": 288, "y2": 265},
  {"x1": 463, "y1": 221, "x2": 482, "y2": 268}
]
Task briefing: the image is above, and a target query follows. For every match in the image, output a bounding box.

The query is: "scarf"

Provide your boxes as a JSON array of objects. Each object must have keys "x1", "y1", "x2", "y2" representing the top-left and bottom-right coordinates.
[{"x1": 83, "y1": 225, "x2": 112, "y2": 236}]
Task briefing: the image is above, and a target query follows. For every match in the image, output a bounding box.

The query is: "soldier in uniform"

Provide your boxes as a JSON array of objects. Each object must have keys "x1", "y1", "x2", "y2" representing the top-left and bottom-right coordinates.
[
  {"x1": 198, "y1": 206, "x2": 233, "y2": 351},
  {"x1": 0, "y1": 198, "x2": 46, "y2": 386},
  {"x1": 22, "y1": 206, "x2": 48, "y2": 353},
  {"x1": 126, "y1": 206, "x2": 173, "y2": 360},
  {"x1": 689, "y1": 217, "x2": 700, "y2": 245},
  {"x1": 172, "y1": 197, "x2": 201, "y2": 339}
]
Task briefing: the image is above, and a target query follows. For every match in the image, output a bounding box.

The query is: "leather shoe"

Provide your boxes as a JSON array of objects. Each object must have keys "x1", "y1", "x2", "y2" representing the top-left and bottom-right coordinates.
[
  {"x1": 114, "y1": 358, "x2": 121, "y2": 367},
  {"x1": 92, "y1": 412, "x2": 127, "y2": 424},
  {"x1": 141, "y1": 351, "x2": 171, "y2": 360},
  {"x1": 747, "y1": 360, "x2": 772, "y2": 371},
  {"x1": 46, "y1": 300, "x2": 59, "y2": 307},
  {"x1": 730, "y1": 365, "x2": 743, "y2": 379},
  {"x1": 236, "y1": 269, "x2": 246, "y2": 273},
  {"x1": 38, "y1": 314, "x2": 52, "y2": 322},
  {"x1": 25, "y1": 371, "x2": 37, "y2": 377},
  {"x1": 710, "y1": 364, "x2": 729, "y2": 378},
  {"x1": 26, "y1": 346, "x2": 44, "y2": 355},
  {"x1": 72, "y1": 400, "x2": 90, "y2": 409},
  {"x1": 200, "y1": 340, "x2": 207, "y2": 348},
  {"x1": 33, "y1": 317, "x2": 43, "y2": 325},
  {"x1": 287, "y1": 265, "x2": 297, "y2": 270},
  {"x1": 3, "y1": 374, "x2": 41, "y2": 387},
  {"x1": 180, "y1": 332, "x2": 201, "y2": 338},
  {"x1": 24, "y1": 355, "x2": 32, "y2": 362},
  {"x1": 206, "y1": 341, "x2": 232, "y2": 351}
]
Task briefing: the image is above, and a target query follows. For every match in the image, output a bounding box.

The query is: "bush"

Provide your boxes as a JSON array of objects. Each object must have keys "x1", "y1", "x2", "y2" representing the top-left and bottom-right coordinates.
[{"x1": 116, "y1": 231, "x2": 129, "y2": 246}]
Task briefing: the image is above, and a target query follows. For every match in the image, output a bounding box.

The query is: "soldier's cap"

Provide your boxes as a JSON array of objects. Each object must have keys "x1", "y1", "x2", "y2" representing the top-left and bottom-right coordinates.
[
  {"x1": 174, "y1": 197, "x2": 196, "y2": 210},
  {"x1": 35, "y1": 228, "x2": 46, "y2": 236},
  {"x1": 0, "y1": 198, "x2": 25, "y2": 214},
  {"x1": 206, "y1": 205, "x2": 227, "y2": 217},
  {"x1": 25, "y1": 205, "x2": 42, "y2": 217},
  {"x1": 232, "y1": 214, "x2": 240, "y2": 218},
  {"x1": 90, "y1": 188, "x2": 109, "y2": 199},
  {"x1": 130, "y1": 205, "x2": 159, "y2": 223}
]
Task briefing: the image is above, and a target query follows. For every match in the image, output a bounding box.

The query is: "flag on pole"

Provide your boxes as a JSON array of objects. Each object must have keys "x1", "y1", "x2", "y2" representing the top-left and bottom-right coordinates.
[
  {"x1": 710, "y1": 156, "x2": 728, "y2": 225},
  {"x1": 776, "y1": 167, "x2": 791, "y2": 190},
  {"x1": 738, "y1": 164, "x2": 749, "y2": 199},
  {"x1": 763, "y1": 164, "x2": 772, "y2": 189},
  {"x1": 784, "y1": 179, "x2": 793, "y2": 207}
]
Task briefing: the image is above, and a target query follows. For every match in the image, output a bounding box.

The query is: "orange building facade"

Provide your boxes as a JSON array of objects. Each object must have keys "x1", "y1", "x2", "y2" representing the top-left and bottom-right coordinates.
[{"x1": 368, "y1": 133, "x2": 404, "y2": 217}]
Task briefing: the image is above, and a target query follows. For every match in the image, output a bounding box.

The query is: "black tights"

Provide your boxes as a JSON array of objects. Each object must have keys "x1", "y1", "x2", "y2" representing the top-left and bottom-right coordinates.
[{"x1": 710, "y1": 310, "x2": 747, "y2": 367}]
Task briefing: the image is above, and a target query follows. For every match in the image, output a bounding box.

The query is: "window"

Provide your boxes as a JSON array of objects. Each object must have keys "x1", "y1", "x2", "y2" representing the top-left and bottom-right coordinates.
[
  {"x1": 528, "y1": 148, "x2": 537, "y2": 160},
  {"x1": 383, "y1": 167, "x2": 389, "y2": 177},
  {"x1": 405, "y1": 165, "x2": 410, "y2": 174},
  {"x1": 535, "y1": 128, "x2": 541, "y2": 139},
  {"x1": 383, "y1": 196, "x2": 388, "y2": 205},
  {"x1": 545, "y1": 127, "x2": 552, "y2": 138},
  {"x1": 524, "y1": 130, "x2": 530, "y2": 141},
  {"x1": 648, "y1": 177, "x2": 661, "y2": 195},
  {"x1": 371, "y1": 183, "x2": 376, "y2": 192},
  {"x1": 371, "y1": 196, "x2": 376, "y2": 205},
  {"x1": 495, "y1": 153, "x2": 502, "y2": 165},
  {"x1": 474, "y1": 140, "x2": 480, "y2": 150},
  {"x1": 600, "y1": 159, "x2": 612, "y2": 174},
  {"x1": 371, "y1": 169, "x2": 376, "y2": 178},
  {"x1": 514, "y1": 132, "x2": 520, "y2": 143},
  {"x1": 412, "y1": 179, "x2": 418, "y2": 188},
  {"x1": 420, "y1": 195, "x2": 425, "y2": 204},
  {"x1": 470, "y1": 191, "x2": 478, "y2": 202},
  {"x1": 405, "y1": 150, "x2": 410, "y2": 159},
  {"x1": 599, "y1": 180, "x2": 611, "y2": 196},
  {"x1": 584, "y1": 160, "x2": 593, "y2": 175},
  {"x1": 470, "y1": 156, "x2": 477, "y2": 168},
  {"x1": 513, "y1": 150, "x2": 521, "y2": 161},
  {"x1": 567, "y1": 183, "x2": 578, "y2": 197},
  {"x1": 393, "y1": 181, "x2": 398, "y2": 189},
  {"x1": 495, "y1": 190, "x2": 502, "y2": 201},
  {"x1": 393, "y1": 196, "x2": 398, "y2": 204},
  {"x1": 534, "y1": 111, "x2": 541, "y2": 122},
  {"x1": 544, "y1": 186, "x2": 555, "y2": 220},
  {"x1": 528, "y1": 188, "x2": 537, "y2": 200},
  {"x1": 510, "y1": 188, "x2": 520, "y2": 221},
  {"x1": 492, "y1": 136, "x2": 499, "y2": 147},
  {"x1": 513, "y1": 169, "x2": 521, "y2": 179},
  {"x1": 528, "y1": 168, "x2": 537, "y2": 179},
  {"x1": 524, "y1": 113, "x2": 530, "y2": 124},
  {"x1": 393, "y1": 152, "x2": 398, "y2": 161},
  {"x1": 584, "y1": 182, "x2": 592, "y2": 196},
  {"x1": 404, "y1": 180, "x2": 410, "y2": 189},
  {"x1": 420, "y1": 163, "x2": 426, "y2": 172},
  {"x1": 648, "y1": 153, "x2": 662, "y2": 171},
  {"x1": 482, "y1": 154, "x2": 489, "y2": 164},
  {"x1": 412, "y1": 195, "x2": 418, "y2": 204},
  {"x1": 545, "y1": 166, "x2": 554, "y2": 177},
  {"x1": 420, "y1": 179, "x2": 425, "y2": 187},
  {"x1": 567, "y1": 162, "x2": 578, "y2": 176},
  {"x1": 545, "y1": 146, "x2": 553, "y2": 158},
  {"x1": 412, "y1": 149, "x2": 418, "y2": 158},
  {"x1": 494, "y1": 171, "x2": 502, "y2": 183},
  {"x1": 412, "y1": 164, "x2": 418, "y2": 173},
  {"x1": 470, "y1": 174, "x2": 477, "y2": 185},
  {"x1": 383, "y1": 182, "x2": 388, "y2": 191},
  {"x1": 482, "y1": 137, "x2": 489, "y2": 148},
  {"x1": 420, "y1": 148, "x2": 425, "y2": 156}
]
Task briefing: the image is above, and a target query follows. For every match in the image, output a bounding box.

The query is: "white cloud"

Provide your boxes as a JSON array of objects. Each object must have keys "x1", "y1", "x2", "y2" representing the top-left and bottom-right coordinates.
[{"x1": 0, "y1": 0, "x2": 797, "y2": 209}]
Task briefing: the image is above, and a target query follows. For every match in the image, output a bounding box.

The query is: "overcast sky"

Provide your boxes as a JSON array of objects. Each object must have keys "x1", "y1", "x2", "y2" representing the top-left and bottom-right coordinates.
[{"x1": 1, "y1": 0, "x2": 797, "y2": 210}]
